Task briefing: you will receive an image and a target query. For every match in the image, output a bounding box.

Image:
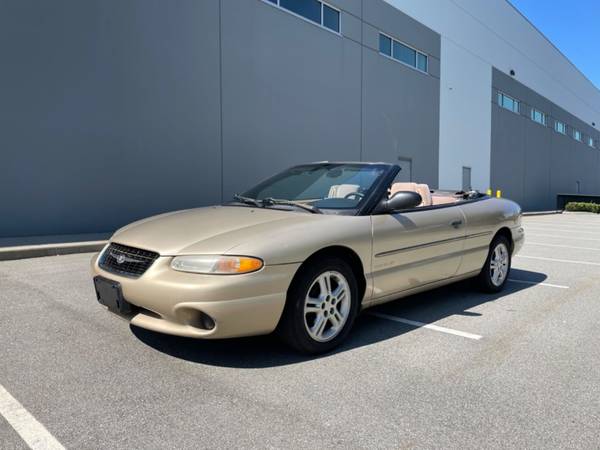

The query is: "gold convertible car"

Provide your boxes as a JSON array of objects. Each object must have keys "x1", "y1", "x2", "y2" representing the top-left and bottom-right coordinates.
[{"x1": 92, "y1": 162, "x2": 524, "y2": 353}]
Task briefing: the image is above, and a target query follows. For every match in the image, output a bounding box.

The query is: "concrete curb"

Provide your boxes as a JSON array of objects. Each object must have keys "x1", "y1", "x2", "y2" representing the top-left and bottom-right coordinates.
[
  {"x1": 522, "y1": 210, "x2": 562, "y2": 216},
  {"x1": 0, "y1": 241, "x2": 107, "y2": 261}
]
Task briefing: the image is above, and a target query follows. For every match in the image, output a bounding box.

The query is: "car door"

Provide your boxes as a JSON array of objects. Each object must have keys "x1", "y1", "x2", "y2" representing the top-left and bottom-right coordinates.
[{"x1": 371, "y1": 205, "x2": 467, "y2": 300}]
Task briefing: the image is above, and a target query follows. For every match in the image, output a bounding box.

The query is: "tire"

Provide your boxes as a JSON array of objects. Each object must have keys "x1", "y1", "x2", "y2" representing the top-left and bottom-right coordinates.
[
  {"x1": 278, "y1": 257, "x2": 360, "y2": 354},
  {"x1": 478, "y1": 235, "x2": 512, "y2": 293}
]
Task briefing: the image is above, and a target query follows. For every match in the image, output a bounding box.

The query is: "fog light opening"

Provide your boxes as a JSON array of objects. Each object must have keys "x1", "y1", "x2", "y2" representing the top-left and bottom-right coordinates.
[
  {"x1": 177, "y1": 307, "x2": 217, "y2": 331},
  {"x1": 199, "y1": 312, "x2": 216, "y2": 330},
  {"x1": 189, "y1": 311, "x2": 216, "y2": 331}
]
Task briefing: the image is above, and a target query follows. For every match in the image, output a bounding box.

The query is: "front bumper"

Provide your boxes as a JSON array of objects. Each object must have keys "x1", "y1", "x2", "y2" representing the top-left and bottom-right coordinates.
[
  {"x1": 91, "y1": 252, "x2": 300, "y2": 339},
  {"x1": 512, "y1": 225, "x2": 525, "y2": 255}
]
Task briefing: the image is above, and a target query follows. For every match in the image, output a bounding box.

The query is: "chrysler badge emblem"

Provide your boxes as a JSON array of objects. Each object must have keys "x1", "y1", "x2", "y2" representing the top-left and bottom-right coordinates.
[{"x1": 109, "y1": 251, "x2": 142, "y2": 265}]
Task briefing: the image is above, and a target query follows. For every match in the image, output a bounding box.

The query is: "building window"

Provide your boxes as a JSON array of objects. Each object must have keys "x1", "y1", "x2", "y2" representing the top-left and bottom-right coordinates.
[
  {"x1": 555, "y1": 120, "x2": 566, "y2": 135},
  {"x1": 322, "y1": 3, "x2": 340, "y2": 32},
  {"x1": 379, "y1": 34, "x2": 392, "y2": 57},
  {"x1": 530, "y1": 108, "x2": 547, "y2": 126},
  {"x1": 393, "y1": 40, "x2": 416, "y2": 66},
  {"x1": 379, "y1": 33, "x2": 428, "y2": 73},
  {"x1": 588, "y1": 136, "x2": 596, "y2": 148},
  {"x1": 497, "y1": 92, "x2": 520, "y2": 114},
  {"x1": 416, "y1": 52, "x2": 428, "y2": 72},
  {"x1": 267, "y1": 0, "x2": 341, "y2": 33},
  {"x1": 573, "y1": 129, "x2": 582, "y2": 142}
]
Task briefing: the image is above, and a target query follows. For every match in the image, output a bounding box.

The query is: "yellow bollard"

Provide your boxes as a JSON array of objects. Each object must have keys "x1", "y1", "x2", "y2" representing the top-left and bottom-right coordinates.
[
  {"x1": 496, "y1": 190, "x2": 502, "y2": 198},
  {"x1": 486, "y1": 189, "x2": 492, "y2": 196}
]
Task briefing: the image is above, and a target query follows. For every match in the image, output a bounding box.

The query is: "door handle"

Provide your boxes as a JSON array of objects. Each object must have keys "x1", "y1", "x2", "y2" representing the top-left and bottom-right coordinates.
[{"x1": 450, "y1": 220, "x2": 463, "y2": 229}]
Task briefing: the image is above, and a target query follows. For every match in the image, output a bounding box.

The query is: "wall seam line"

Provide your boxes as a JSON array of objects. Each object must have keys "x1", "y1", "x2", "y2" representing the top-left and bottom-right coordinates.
[
  {"x1": 360, "y1": 0, "x2": 363, "y2": 161},
  {"x1": 218, "y1": 0, "x2": 224, "y2": 203}
]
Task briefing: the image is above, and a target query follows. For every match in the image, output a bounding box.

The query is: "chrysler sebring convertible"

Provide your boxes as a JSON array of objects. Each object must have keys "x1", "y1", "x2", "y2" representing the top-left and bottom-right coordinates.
[{"x1": 91, "y1": 162, "x2": 524, "y2": 353}]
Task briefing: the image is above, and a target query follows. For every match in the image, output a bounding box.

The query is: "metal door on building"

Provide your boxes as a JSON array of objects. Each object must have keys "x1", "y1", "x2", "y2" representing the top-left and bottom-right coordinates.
[
  {"x1": 462, "y1": 166, "x2": 472, "y2": 191},
  {"x1": 396, "y1": 157, "x2": 412, "y2": 182}
]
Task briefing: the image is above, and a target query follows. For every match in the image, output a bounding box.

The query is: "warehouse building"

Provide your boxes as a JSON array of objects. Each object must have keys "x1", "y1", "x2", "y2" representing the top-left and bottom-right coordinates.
[{"x1": 2, "y1": 0, "x2": 600, "y2": 238}]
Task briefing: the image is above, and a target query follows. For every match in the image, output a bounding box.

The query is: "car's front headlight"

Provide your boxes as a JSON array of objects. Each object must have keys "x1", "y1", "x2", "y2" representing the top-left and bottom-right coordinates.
[{"x1": 170, "y1": 255, "x2": 264, "y2": 274}]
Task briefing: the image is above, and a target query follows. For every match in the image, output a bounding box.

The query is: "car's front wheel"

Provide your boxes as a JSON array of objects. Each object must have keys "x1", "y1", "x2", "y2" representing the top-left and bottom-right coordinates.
[
  {"x1": 278, "y1": 258, "x2": 359, "y2": 354},
  {"x1": 478, "y1": 235, "x2": 511, "y2": 292}
]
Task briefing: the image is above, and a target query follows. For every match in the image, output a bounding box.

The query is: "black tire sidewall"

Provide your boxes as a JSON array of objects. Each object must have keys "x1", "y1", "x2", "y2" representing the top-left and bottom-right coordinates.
[{"x1": 280, "y1": 257, "x2": 360, "y2": 354}]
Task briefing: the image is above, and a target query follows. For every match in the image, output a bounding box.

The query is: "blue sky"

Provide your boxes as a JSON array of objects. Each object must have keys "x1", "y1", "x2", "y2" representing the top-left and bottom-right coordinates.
[{"x1": 509, "y1": 0, "x2": 600, "y2": 88}]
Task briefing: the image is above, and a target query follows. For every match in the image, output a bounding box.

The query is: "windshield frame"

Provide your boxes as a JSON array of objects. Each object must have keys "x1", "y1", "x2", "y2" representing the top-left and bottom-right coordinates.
[{"x1": 230, "y1": 162, "x2": 399, "y2": 216}]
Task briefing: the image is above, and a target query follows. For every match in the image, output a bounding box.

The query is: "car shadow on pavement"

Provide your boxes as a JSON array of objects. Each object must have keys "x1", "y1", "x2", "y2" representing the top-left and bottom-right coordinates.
[{"x1": 131, "y1": 269, "x2": 547, "y2": 368}]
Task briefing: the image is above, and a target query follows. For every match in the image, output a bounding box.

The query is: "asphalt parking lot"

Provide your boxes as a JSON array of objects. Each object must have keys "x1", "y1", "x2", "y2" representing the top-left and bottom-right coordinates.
[{"x1": 1, "y1": 213, "x2": 599, "y2": 449}]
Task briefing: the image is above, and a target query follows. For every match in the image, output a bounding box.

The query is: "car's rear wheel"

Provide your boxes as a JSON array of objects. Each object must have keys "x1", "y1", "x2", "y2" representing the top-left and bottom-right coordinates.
[
  {"x1": 278, "y1": 258, "x2": 359, "y2": 354},
  {"x1": 478, "y1": 235, "x2": 511, "y2": 292}
]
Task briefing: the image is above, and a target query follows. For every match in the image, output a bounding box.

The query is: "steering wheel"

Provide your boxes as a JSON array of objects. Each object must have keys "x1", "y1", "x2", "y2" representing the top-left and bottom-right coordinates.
[{"x1": 344, "y1": 192, "x2": 364, "y2": 200}]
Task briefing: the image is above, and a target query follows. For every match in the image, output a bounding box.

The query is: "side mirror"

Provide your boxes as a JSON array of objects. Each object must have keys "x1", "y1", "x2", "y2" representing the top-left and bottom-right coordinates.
[{"x1": 376, "y1": 191, "x2": 422, "y2": 213}]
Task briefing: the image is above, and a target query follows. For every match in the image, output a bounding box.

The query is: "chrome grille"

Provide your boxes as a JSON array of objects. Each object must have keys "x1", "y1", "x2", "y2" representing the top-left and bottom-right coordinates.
[{"x1": 99, "y1": 243, "x2": 159, "y2": 278}]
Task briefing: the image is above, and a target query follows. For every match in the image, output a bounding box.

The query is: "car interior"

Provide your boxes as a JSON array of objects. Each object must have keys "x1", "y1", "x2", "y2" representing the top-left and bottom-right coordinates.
[
  {"x1": 388, "y1": 182, "x2": 462, "y2": 206},
  {"x1": 327, "y1": 182, "x2": 464, "y2": 208},
  {"x1": 327, "y1": 184, "x2": 361, "y2": 199}
]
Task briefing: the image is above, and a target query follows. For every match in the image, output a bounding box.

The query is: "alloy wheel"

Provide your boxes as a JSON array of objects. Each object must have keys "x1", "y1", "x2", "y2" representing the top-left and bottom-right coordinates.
[
  {"x1": 303, "y1": 271, "x2": 351, "y2": 342},
  {"x1": 490, "y1": 242, "x2": 509, "y2": 286}
]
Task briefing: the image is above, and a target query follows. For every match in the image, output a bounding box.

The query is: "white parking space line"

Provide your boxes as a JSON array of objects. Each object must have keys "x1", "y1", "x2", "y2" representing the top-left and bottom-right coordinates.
[
  {"x1": 526, "y1": 218, "x2": 599, "y2": 222},
  {"x1": 525, "y1": 227, "x2": 600, "y2": 235},
  {"x1": 531, "y1": 222, "x2": 600, "y2": 227},
  {"x1": 525, "y1": 242, "x2": 600, "y2": 251},
  {"x1": 368, "y1": 312, "x2": 482, "y2": 340},
  {"x1": 0, "y1": 384, "x2": 65, "y2": 450},
  {"x1": 525, "y1": 220, "x2": 600, "y2": 226},
  {"x1": 525, "y1": 234, "x2": 600, "y2": 243},
  {"x1": 508, "y1": 279, "x2": 569, "y2": 289},
  {"x1": 526, "y1": 223, "x2": 600, "y2": 229},
  {"x1": 516, "y1": 255, "x2": 600, "y2": 267}
]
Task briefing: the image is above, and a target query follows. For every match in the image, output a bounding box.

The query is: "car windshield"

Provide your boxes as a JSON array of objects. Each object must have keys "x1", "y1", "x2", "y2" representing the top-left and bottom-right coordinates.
[{"x1": 239, "y1": 164, "x2": 386, "y2": 211}]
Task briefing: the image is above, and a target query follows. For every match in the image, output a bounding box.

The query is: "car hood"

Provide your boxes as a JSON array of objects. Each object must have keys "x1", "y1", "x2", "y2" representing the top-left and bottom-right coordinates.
[{"x1": 110, "y1": 205, "x2": 319, "y2": 256}]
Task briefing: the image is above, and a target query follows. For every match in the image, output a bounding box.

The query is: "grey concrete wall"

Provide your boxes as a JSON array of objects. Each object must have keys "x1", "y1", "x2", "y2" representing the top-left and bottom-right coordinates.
[
  {"x1": 220, "y1": 0, "x2": 363, "y2": 199},
  {"x1": 0, "y1": 0, "x2": 440, "y2": 238},
  {"x1": 361, "y1": 0, "x2": 440, "y2": 186},
  {"x1": 491, "y1": 69, "x2": 600, "y2": 211},
  {"x1": 220, "y1": 0, "x2": 440, "y2": 200},
  {"x1": 1, "y1": 0, "x2": 222, "y2": 237}
]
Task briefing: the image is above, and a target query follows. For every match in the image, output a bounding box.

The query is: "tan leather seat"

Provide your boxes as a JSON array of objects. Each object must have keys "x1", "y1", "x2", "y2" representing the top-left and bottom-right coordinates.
[
  {"x1": 416, "y1": 184, "x2": 432, "y2": 206},
  {"x1": 389, "y1": 182, "x2": 417, "y2": 198},
  {"x1": 431, "y1": 195, "x2": 459, "y2": 205},
  {"x1": 389, "y1": 182, "x2": 432, "y2": 207},
  {"x1": 328, "y1": 184, "x2": 360, "y2": 199}
]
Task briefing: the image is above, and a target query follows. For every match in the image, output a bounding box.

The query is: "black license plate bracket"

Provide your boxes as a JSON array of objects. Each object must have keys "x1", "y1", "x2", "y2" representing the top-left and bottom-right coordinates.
[{"x1": 93, "y1": 276, "x2": 134, "y2": 315}]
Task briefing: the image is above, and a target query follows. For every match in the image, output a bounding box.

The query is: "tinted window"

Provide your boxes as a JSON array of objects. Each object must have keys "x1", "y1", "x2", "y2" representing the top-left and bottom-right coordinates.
[
  {"x1": 379, "y1": 34, "x2": 428, "y2": 73},
  {"x1": 379, "y1": 34, "x2": 392, "y2": 56},
  {"x1": 531, "y1": 108, "x2": 546, "y2": 125},
  {"x1": 280, "y1": 0, "x2": 321, "y2": 24},
  {"x1": 503, "y1": 96, "x2": 515, "y2": 111},
  {"x1": 323, "y1": 4, "x2": 339, "y2": 32},
  {"x1": 498, "y1": 92, "x2": 519, "y2": 114},
  {"x1": 393, "y1": 41, "x2": 416, "y2": 66},
  {"x1": 416, "y1": 52, "x2": 428, "y2": 72}
]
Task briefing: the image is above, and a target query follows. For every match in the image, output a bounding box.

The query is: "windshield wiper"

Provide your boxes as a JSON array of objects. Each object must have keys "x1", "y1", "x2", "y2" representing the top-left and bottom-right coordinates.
[
  {"x1": 233, "y1": 194, "x2": 262, "y2": 207},
  {"x1": 262, "y1": 197, "x2": 322, "y2": 214}
]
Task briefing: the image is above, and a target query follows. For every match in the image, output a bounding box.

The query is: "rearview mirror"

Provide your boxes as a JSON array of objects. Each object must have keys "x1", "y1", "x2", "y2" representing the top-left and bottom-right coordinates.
[{"x1": 376, "y1": 191, "x2": 422, "y2": 213}]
